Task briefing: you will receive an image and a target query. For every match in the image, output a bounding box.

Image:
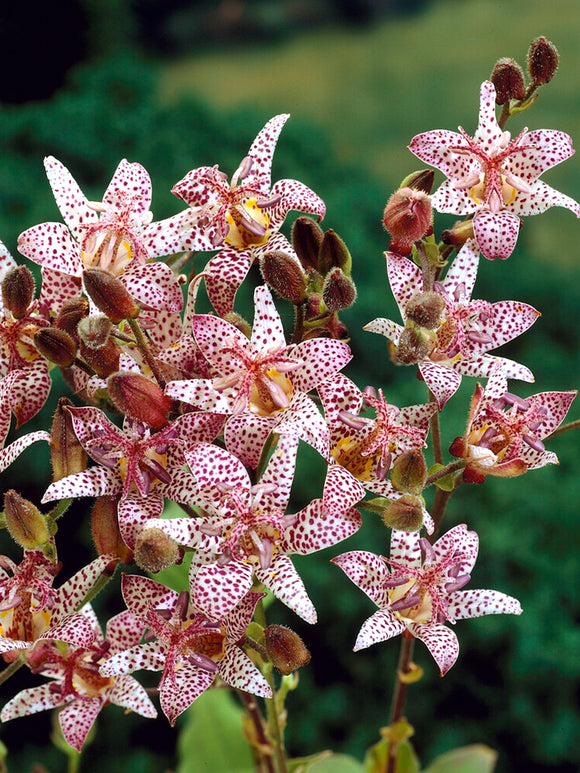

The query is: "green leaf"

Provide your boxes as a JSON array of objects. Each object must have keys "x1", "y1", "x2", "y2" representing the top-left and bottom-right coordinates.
[
  {"x1": 364, "y1": 738, "x2": 420, "y2": 773},
  {"x1": 423, "y1": 744, "x2": 497, "y2": 773},
  {"x1": 303, "y1": 753, "x2": 365, "y2": 772},
  {"x1": 150, "y1": 550, "x2": 191, "y2": 592},
  {"x1": 427, "y1": 464, "x2": 455, "y2": 492},
  {"x1": 176, "y1": 688, "x2": 255, "y2": 773}
]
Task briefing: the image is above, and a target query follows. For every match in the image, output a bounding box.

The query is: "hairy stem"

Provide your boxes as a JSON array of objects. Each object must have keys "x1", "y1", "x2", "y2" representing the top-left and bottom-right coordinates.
[
  {"x1": 0, "y1": 654, "x2": 25, "y2": 686},
  {"x1": 238, "y1": 690, "x2": 276, "y2": 773},
  {"x1": 385, "y1": 635, "x2": 415, "y2": 773},
  {"x1": 547, "y1": 417, "x2": 580, "y2": 439},
  {"x1": 127, "y1": 317, "x2": 166, "y2": 389}
]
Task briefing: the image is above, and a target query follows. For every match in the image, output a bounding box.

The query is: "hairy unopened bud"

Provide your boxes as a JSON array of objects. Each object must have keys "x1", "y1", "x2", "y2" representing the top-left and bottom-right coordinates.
[
  {"x1": 54, "y1": 297, "x2": 90, "y2": 341},
  {"x1": 50, "y1": 398, "x2": 87, "y2": 482},
  {"x1": 292, "y1": 216, "x2": 324, "y2": 272},
  {"x1": 405, "y1": 291, "x2": 445, "y2": 329},
  {"x1": 441, "y1": 219, "x2": 475, "y2": 249},
  {"x1": 318, "y1": 229, "x2": 352, "y2": 276},
  {"x1": 34, "y1": 327, "x2": 77, "y2": 367},
  {"x1": 383, "y1": 188, "x2": 432, "y2": 254},
  {"x1": 399, "y1": 170, "x2": 435, "y2": 195},
  {"x1": 222, "y1": 312, "x2": 252, "y2": 339},
  {"x1": 394, "y1": 325, "x2": 436, "y2": 365},
  {"x1": 83, "y1": 268, "x2": 140, "y2": 323},
  {"x1": 107, "y1": 371, "x2": 171, "y2": 429},
  {"x1": 264, "y1": 625, "x2": 311, "y2": 675},
  {"x1": 260, "y1": 250, "x2": 307, "y2": 304},
  {"x1": 134, "y1": 527, "x2": 182, "y2": 573},
  {"x1": 78, "y1": 314, "x2": 113, "y2": 350},
  {"x1": 390, "y1": 449, "x2": 427, "y2": 496},
  {"x1": 491, "y1": 58, "x2": 525, "y2": 104},
  {"x1": 91, "y1": 495, "x2": 133, "y2": 563},
  {"x1": 79, "y1": 337, "x2": 121, "y2": 378},
  {"x1": 2, "y1": 266, "x2": 35, "y2": 318},
  {"x1": 381, "y1": 494, "x2": 424, "y2": 532},
  {"x1": 322, "y1": 267, "x2": 357, "y2": 312},
  {"x1": 4, "y1": 490, "x2": 49, "y2": 549},
  {"x1": 527, "y1": 36, "x2": 558, "y2": 85}
]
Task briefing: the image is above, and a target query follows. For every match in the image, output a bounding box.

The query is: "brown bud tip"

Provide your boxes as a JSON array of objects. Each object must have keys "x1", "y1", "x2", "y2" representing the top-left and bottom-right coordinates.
[
  {"x1": 318, "y1": 229, "x2": 352, "y2": 276},
  {"x1": 107, "y1": 371, "x2": 171, "y2": 429},
  {"x1": 491, "y1": 58, "x2": 525, "y2": 104},
  {"x1": 441, "y1": 218, "x2": 475, "y2": 249},
  {"x1": 54, "y1": 297, "x2": 90, "y2": 341},
  {"x1": 78, "y1": 314, "x2": 113, "y2": 350},
  {"x1": 260, "y1": 250, "x2": 307, "y2": 304},
  {"x1": 448, "y1": 436, "x2": 467, "y2": 459},
  {"x1": 383, "y1": 188, "x2": 432, "y2": 253},
  {"x1": 79, "y1": 337, "x2": 121, "y2": 379},
  {"x1": 399, "y1": 170, "x2": 435, "y2": 195},
  {"x1": 264, "y1": 625, "x2": 311, "y2": 675},
  {"x1": 134, "y1": 527, "x2": 182, "y2": 573},
  {"x1": 322, "y1": 267, "x2": 357, "y2": 312},
  {"x1": 394, "y1": 325, "x2": 436, "y2": 365},
  {"x1": 91, "y1": 495, "x2": 133, "y2": 563},
  {"x1": 50, "y1": 398, "x2": 88, "y2": 482},
  {"x1": 1, "y1": 266, "x2": 35, "y2": 318},
  {"x1": 405, "y1": 291, "x2": 445, "y2": 330},
  {"x1": 527, "y1": 36, "x2": 559, "y2": 85},
  {"x1": 34, "y1": 327, "x2": 77, "y2": 367},
  {"x1": 390, "y1": 449, "x2": 427, "y2": 496},
  {"x1": 292, "y1": 216, "x2": 324, "y2": 272},
  {"x1": 4, "y1": 490, "x2": 49, "y2": 549},
  {"x1": 83, "y1": 268, "x2": 140, "y2": 323},
  {"x1": 381, "y1": 494, "x2": 424, "y2": 532},
  {"x1": 222, "y1": 312, "x2": 252, "y2": 339}
]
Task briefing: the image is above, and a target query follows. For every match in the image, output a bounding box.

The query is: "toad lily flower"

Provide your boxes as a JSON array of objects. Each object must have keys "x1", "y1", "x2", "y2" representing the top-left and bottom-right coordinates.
[
  {"x1": 409, "y1": 80, "x2": 580, "y2": 260},
  {"x1": 169, "y1": 113, "x2": 326, "y2": 314},
  {"x1": 449, "y1": 362, "x2": 576, "y2": 483},
  {"x1": 0, "y1": 371, "x2": 51, "y2": 473},
  {"x1": 364, "y1": 240, "x2": 539, "y2": 408},
  {"x1": 332, "y1": 524, "x2": 522, "y2": 675},
  {"x1": 100, "y1": 576, "x2": 271, "y2": 725}
]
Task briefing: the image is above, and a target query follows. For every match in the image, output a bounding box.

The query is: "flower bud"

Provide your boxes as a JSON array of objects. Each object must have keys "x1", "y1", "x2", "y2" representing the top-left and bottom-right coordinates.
[
  {"x1": 405, "y1": 291, "x2": 445, "y2": 330},
  {"x1": 491, "y1": 58, "x2": 525, "y2": 104},
  {"x1": 222, "y1": 312, "x2": 252, "y2": 339},
  {"x1": 54, "y1": 297, "x2": 90, "y2": 341},
  {"x1": 318, "y1": 229, "x2": 352, "y2": 276},
  {"x1": 107, "y1": 371, "x2": 171, "y2": 429},
  {"x1": 4, "y1": 490, "x2": 49, "y2": 549},
  {"x1": 322, "y1": 267, "x2": 357, "y2": 312},
  {"x1": 390, "y1": 449, "x2": 427, "y2": 496},
  {"x1": 381, "y1": 494, "x2": 424, "y2": 532},
  {"x1": 383, "y1": 188, "x2": 432, "y2": 254},
  {"x1": 91, "y1": 495, "x2": 133, "y2": 563},
  {"x1": 34, "y1": 327, "x2": 77, "y2": 367},
  {"x1": 527, "y1": 36, "x2": 558, "y2": 85},
  {"x1": 260, "y1": 250, "x2": 307, "y2": 304},
  {"x1": 394, "y1": 325, "x2": 436, "y2": 365},
  {"x1": 78, "y1": 314, "x2": 113, "y2": 350},
  {"x1": 82, "y1": 268, "x2": 140, "y2": 323},
  {"x1": 399, "y1": 170, "x2": 435, "y2": 195},
  {"x1": 292, "y1": 216, "x2": 324, "y2": 272},
  {"x1": 79, "y1": 337, "x2": 121, "y2": 379},
  {"x1": 2, "y1": 266, "x2": 35, "y2": 318},
  {"x1": 50, "y1": 398, "x2": 88, "y2": 482},
  {"x1": 264, "y1": 625, "x2": 311, "y2": 675},
  {"x1": 441, "y1": 219, "x2": 475, "y2": 249},
  {"x1": 134, "y1": 527, "x2": 182, "y2": 573}
]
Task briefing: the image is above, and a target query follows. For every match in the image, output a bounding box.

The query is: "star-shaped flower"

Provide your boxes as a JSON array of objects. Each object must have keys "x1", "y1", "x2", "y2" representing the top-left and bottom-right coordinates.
[
  {"x1": 332, "y1": 524, "x2": 522, "y2": 675},
  {"x1": 364, "y1": 240, "x2": 539, "y2": 407},
  {"x1": 409, "y1": 81, "x2": 580, "y2": 260}
]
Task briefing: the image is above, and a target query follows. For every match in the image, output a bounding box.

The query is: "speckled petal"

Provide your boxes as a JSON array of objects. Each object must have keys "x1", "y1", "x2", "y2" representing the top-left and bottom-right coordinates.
[
  {"x1": 385, "y1": 252, "x2": 423, "y2": 318},
  {"x1": 121, "y1": 575, "x2": 178, "y2": 622},
  {"x1": 192, "y1": 561, "x2": 253, "y2": 622},
  {"x1": 509, "y1": 179, "x2": 580, "y2": 217},
  {"x1": 186, "y1": 442, "x2": 250, "y2": 512},
  {"x1": 267, "y1": 178, "x2": 326, "y2": 229},
  {"x1": 418, "y1": 360, "x2": 462, "y2": 409},
  {"x1": 0, "y1": 431, "x2": 51, "y2": 474},
  {"x1": 218, "y1": 645, "x2": 272, "y2": 697},
  {"x1": 354, "y1": 609, "x2": 405, "y2": 651},
  {"x1": 442, "y1": 239, "x2": 480, "y2": 300},
  {"x1": 18, "y1": 223, "x2": 82, "y2": 276},
  {"x1": 258, "y1": 434, "x2": 299, "y2": 512},
  {"x1": 412, "y1": 622, "x2": 459, "y2": 676},
  {"x1": 447, "y1": 589, "x2": 522, "y2": 620},
  {"x1": 106, "y1": 610, "x2": 147, "y2": 654},
  {"x1": 100, "y1": 640, "x2": 168, "y2": 677},
  {"x1": 44, "y1": 156, "x2": 97, "y2": 241},
  {"x1": 108, "y1": 674, "x2": 158, "y2": 717},
  {"x1": 274, "y1": 392, "x2": 331, "y2": 461},
  {"x1": 54, "y1": 554, "x2": 119, "y2": 616},
  {"x1": 245, "y1": 114, "x2": 290, "y2": 191},
  {"x1": 121, "y1": 263, "x2": 183, "y2": 313},
  {"x1": 0, "y1": 682, "x2": 66, "y2": 721},
  {"x1": 42, "y1": 467, "x2": 122, "y2": 504},
  {"x1": 473, "y1": 209, "x2": 521, "y2": 261},
  {"x1": 256, "y1": 553, "x2": 317, "y2": 624},
  {"x1": 160, "y1": 664, "x2": 214, "y2": 725},
  {"x1": 291, "y1": 338, "x2": 352, "y2": 394},
  {"x1": 143, "y1": 207, "x2": 200, "y2": 257},
  {"x1": 433, "y1": 524, "x2": 478, "y2": 574},
  {"x1": 103, "y1": 159, "x2": 152, "y2": 214},
  {"x1": 284, "y1": 501, "x2": 361, "y2": 555},
  {"x1": 251, "y1": 285, "x2": 286, "y2": 349},
  {"x1": 0, "y1": 239, "x2": 17, "y2": 281},
  {"x1": 203, "y1": 248, "x2": 252, "y2": 316},
  {"x1": 389, "y1": 529, "x2": 422, "y2": 567},
  {"x1": 223, "y1": 412, "x2": 276, "y2": 469},
  {"x1": 331, "y1": 550, "x2": 390, "y2": 607},
  {"x1": 408, "y1": 130, "x2": 473, "y2": 179},
  {"x1": 363, "y1": 317, "x2": 403, "y2": 345},
  {"x1": 59, "y1": 697, "x2": 103, "y2": 751}
]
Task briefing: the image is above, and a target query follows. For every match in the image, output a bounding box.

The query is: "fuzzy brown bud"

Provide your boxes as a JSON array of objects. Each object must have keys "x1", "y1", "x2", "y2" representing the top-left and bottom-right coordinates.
[
  {"x1": 4, "y1": 490, "x2": 49, "y2": 549},
  {"x1": 491, "y1": 58, "x2": 525, "y2": 104},
  {"x1": 91, "y1": 495, "x2": 133, "y2": 563},
  {"x1": 527, "y1": 36, "x2": 559, "y2": 85},
  {"x1": 394, "y1": 325, "x2": 437, "y2": 365},
  {"x1": 322, "y1": 267, "x2": 357, "y2": 312},
  {"x1": 54, "y1": 297, "x2": 90, "y2": 341},
  {"x1": 78, "y1": 314, "x2": 113, "y2": 350},
  {"x1": 34, "y1": 327, "x2": 77, "y2": 367},
  {"x1": 83, "y1": 268, "x2": 140, "y2": 323},
  {"x1": 318, "y1": 229, "x2": 352, "y2": 277},
  {"x1": 292, "y1": 216, "x2": 324, "y2": 272},
  {"x1": 222, "y1": 312, "x2": 252, "y2": 339},
  {"x1": 399, "y1": 170, "x2": 435, "y2": 195},
  {"x1": 134, "y1": 527, "x2": 182, "y2": 573},
  {"x1": 383, "y1": 188, "x2": 432, "y2": 254},
  {"x1": 107, "y1": 371, "x2": 171, "y2": 429},
  {"x1": 405, "y1": 291, "x2": 445, "y2": 330},
  {"x1": 50, "y1": 398, "x2": 88, "y2": 482},
  {"x1": 390, "y1": 449, "x2": 427, "y2": 496},
  {"x1": 264, "y1": 625, "x2": 311, "y2": 675},
  {"x1": 260, "y1": 250, "x2": 308, "y2": 304},
  {"x1": 79, "y1": 337, "x2": 121, "y2": 379},
  {"x1": 381, "y1": 494, "x2": 424, "y2": 532},
  {"x1": 2, "y1": 266, "x2": 35, "y2": 318}
]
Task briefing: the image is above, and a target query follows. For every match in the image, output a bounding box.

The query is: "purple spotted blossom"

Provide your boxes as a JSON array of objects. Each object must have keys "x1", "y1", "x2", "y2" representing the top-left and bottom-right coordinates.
[
  {"x1": 145, "y1": 436, "x2": 364, "y2": 623},
  {"x1": 1, "y1": 607, "x2": 156, "y2": 751},
  {"x1": 167, "y1": 113, "x2": 326, "y2": 314},
  {"x1": 364, "y1": 239, "x2": 539, "y2": 407},
  {"x1": 99, "y1": 576, "x2": 271, "y2": 725},
  {"x1": 409, "y1": 81, "x2": 580, "y2": 260},
  {"x1": 332, "y1": 524, "x2": 522, "y2": 675},
  {"x1": 0, "y1": 371, "x2": 51, "y2": 474}
]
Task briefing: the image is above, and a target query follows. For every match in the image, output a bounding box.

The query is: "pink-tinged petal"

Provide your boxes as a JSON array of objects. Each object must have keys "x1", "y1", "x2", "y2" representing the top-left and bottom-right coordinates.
[
  {"x1": 509, "y1": 179, "x2": 580, "y2": 217},
  {"x1": 412, "y1": 622, "x2": 459, "y2": 676},
  {"x1": 192, "y1": 561, "x2": 253, "y2": 622},
  {"x1": 245, "y1": 114, "x2": 290, "y2": 191},
  {"x1": 486, "y1": 301, "x2": 540, "y2": 347},
  {"x1": 256, "y1": 553, "x2": 317, "y2": 624},
  {"x1": 145, "y1": 515, "x2": 205, "y2": 548},
  {"x1": 223, "y1": 592, "x2": 265, "y2": 643},
  {"x1": 318, "y1": 373, "x2": 363, "y2": 421},
  {"x1": 363, "y1": 317, "x2": 403, "y2": 345},
  {"x1": 106, "y1": 610, "x2": 147, "y2": 653},
  {"x1": 18, "y1": 223, "x2": 82, "y2": 276},
  {"x1": 0, "y1": 683, "x2": 66, "y2": 721},
  {"x1": 186, "y1": 443, "x2": 250, "y2": 510},
  {"x1": 121, "y1": 575, "x2": 178, "y2": 621},
  {"x1": 8, "y1": 359, "x2": 52, "y2": 427},
  {"x1": 165, "y1": 378, "x2": 233, "y2": 413},
  {"x1": 121, "y1": 263, "x2": 183, "y2": 313},
  {"x1": 331, "y1": 550, "x2": 390, "y2": 607},
  {"x1": 42, "y1": 467, "x2": 122, "y2": 503},
  {"x1": 0, "y1": 637, "x2": 36, "y2": 654},
  {"x1": 162, "y1": 468, "x2": 207, "y2": 506},
  {"x1": 441, "y1": 239, "x2": 480, "y2": 301},
  {"x1": 322, "y1": 465, "x2": 365, "y2": 514},
  {"x1": 118, "y1": 491, "x2": 164, "y2": 549},
  {"x1": 291, "y1": 339, "x2": 352, "y2": 393},
  {"x1": 103, "y1": 159, "x2": 152, "y2": 214},
  {"x1": 418, "y1": 360, "x2": 462, "y2": 409},
  {"x1": 39, "y1": 267, "x2": 82, "y2": 316},
  {"x1": 203, "y1": 249, "x2": 252, "y2": 316},
  {"x1": 447, "y1": 589, "x2": 522, "y2": 620},
  {"x1": 218, "y1": 646, "x2": 272, "y2": 697},
  {"x1": 160, "y1": 664, "x2": 214, "y2": 725},
  {"x1": 431, "y1": 180, "x2": 476, "y2": 215},
  {"x1": 108, "y1": 674, "x2": 157, "y2": 717},
  {"x1": 433, "y1": 524, "x2": 478, "y2": 574},
  {"x1": 258, "y1": 434, "x2": 299, "y2": 512},
  {"x1": 509, "y1": 129, "x2": 576, "y2": 180},
  {"x1": 54, "y1": 554, "x2": 119, "y2": 616},
  {"x1": 59, "y1": 697, "x2": 102, "y2": 752},
  {"x1": 44, "y1": 156, "x2": 97, "y2": 241},
  {"x1": 143, "y1": 207, "x2": 200, "y2": 257},
  {"x1": 0, "y1": 239, "x2": 17, "y2": 281},
  {"x1": 284, "y1": 502, "x2": 361, "y2": 555},
  {"x1": 172, "y1": 165, "x2": 221, "y2": 208},
  {"x1": 474, "y1": 82, "x2": 504, "y2": 146},
  {"x1": 224, "y1": 412, "x2": 277, "y2": 469},
  {"x1": 408, "y1": 130, "x2": 472, "y2": 178},
  {"x1": 454, "y1": 355, "x2": 534, "y2": 384},
  {"x1": 531, "y1": 390, "x2": 576, "y2": 439},
  {"x1": 100, "y1": 640, "x2": 168, "y2": 677},
  {"x1": 191, "y1": 314, "x2": 248, "y2": 375},
  {"x1": 354, "y1": 609, "x2": 405, "y2": 651},
  {"x1": 389, "y1": 530, "x2": 422, "y2": 567},
  {"x1": 38, "y1": 613, "x2": 96, "y2": 648},
  {"x1": 0, "y1": 431, "x2": 51, "y2": 473},
  {"x1": 250, "y1": 285, "x2": 286, "y2": 350},
  {"x1": 274, "y1": 392, "x2": 331, "y2": 461},
  {"x1": 267, "y1": 178, "x2": 326, "y2": 228},
  {"x1": 386, "y1": 252, "x2": 423, "y2": 318},
  {"x1": 473, "y1": 209, "x2": 521, "y2": 261}
]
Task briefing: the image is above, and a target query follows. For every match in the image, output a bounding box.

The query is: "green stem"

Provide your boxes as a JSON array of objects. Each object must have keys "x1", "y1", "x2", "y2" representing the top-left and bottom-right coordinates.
[
  {"x1": 429, "y1": 487, "x2": 453, "y2": 538},
  {"x1": 237, "y1": 690, "x2": 276, "y2": 773},
  {"x1": 547, "y1": 417, "x2": 580, "y2": 439},
  {"x1": 291, "y1": 302, "x2": 306, "y2": 345},
  {"x1": 385, "y1": 635, "x2": 415, "y2": 773},
  {"x1": 127, "y1": 317, "x2": 166, "y2": 389},
  {"x1": 428, "y1": 391, "x2": 442, "y2": 466},
  {"x1": 424, "y1": 460, "x2": 466, "y2": 488},
  {"x1": 0, "y1": 654, "x2": 25, "y2": 686}
]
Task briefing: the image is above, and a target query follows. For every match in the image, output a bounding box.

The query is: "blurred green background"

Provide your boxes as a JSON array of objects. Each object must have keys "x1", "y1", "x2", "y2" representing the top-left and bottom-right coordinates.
[{"x1": 1, "y1": 1, "x2": 579, "y2": 771}]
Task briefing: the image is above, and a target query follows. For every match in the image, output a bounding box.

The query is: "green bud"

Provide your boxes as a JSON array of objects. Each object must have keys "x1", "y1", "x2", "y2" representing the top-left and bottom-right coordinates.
[
  {"x1": 381, "y1": 494, "x2": 425, "y2": 532},
  {"x1": 4, "y1": 490, "x2": 49, "y2": 549},
  {"x1": 318, "y1": 229, "x2": 352, "y2": 277},
  {"x1": 390, "y1": 449, "x2": 427, "y2": 495},
  {"x1": 134, "y1": 527, "x2": 182, "y2": 573},
  {"x1": 405, "y1": 291, "x2": 445, "y2": 330}
]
